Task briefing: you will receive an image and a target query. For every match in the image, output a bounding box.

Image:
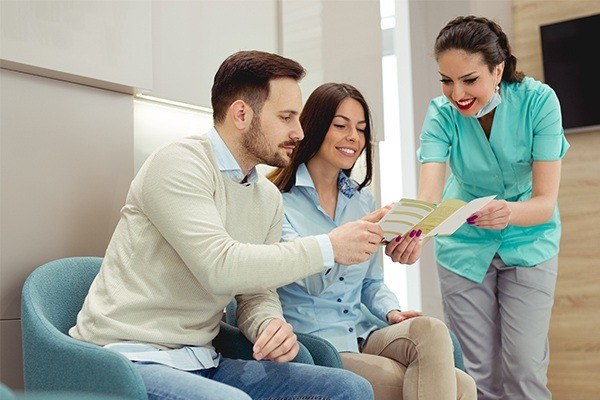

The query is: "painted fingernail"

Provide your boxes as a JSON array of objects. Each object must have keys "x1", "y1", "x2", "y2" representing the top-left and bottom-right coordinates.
[
  {"x1": 416, "y1": 230, "x2": 422, "y2": 237},
  {"x1": 409, "y1": 230, "x2": 416, "y2": 238},
  {"x1": 467, "y1": 220, "x2": 474, "y2": 225},
  {"x1": 467, "y1": 215, "x2": 478, "y2": 222},
  {"x1": 395, "y1": 235, "x2": 402, "y2": 242}
]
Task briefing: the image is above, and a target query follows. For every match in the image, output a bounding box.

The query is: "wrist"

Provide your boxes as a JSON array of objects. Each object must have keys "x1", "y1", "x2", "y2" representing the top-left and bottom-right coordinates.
[
  {"x1": 506, "y1": 200, "x2": 515, "y2": 225},
  {"x1": 386, "y1": 309, "x2": 401, "y2": 323}
]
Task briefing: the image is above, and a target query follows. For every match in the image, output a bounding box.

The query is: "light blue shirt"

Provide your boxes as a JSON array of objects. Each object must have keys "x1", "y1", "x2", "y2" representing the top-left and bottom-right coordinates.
[
  {"x1": 417, "y1": 77, "x2": 570, "y2": 283},
  {"x1": 206, "y1": 127, "x2": 259, "y2": 185},
  {"x1": 108, "y1": 128, "x2": 333, "y2": 369},
  {"x1": 278, "y1": 164, "x2": 401, "y2": 352}
]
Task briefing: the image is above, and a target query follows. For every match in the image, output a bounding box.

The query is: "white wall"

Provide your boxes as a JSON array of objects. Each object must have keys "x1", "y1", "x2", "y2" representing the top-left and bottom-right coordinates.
[
  {"x1": 150, "y1": 0, "x2": 278, "y2": 107},
  {"x1": 281, "y1": 0, "x2": 384, "y2": 141},
  {"x1": 0, "y1": 0, "x2": 152, "y2": 92}
]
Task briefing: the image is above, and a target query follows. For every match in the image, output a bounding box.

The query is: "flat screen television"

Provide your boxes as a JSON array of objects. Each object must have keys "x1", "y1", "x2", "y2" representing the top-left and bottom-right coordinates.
[{"x1": 540, "y1": 13, "x2": 600, "y2": 133}]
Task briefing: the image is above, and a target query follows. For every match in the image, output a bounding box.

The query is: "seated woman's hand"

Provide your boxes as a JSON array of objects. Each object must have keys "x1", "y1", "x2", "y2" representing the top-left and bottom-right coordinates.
[
  {"x1": 386, "y1": 309, "x2": 422, "y2": 325},
  {"x1": 253, "y1": 318, "x2": 299, "y2": 362},
  {"x1": 384, "y1": 229, "x2": 426, "y2": 265}
]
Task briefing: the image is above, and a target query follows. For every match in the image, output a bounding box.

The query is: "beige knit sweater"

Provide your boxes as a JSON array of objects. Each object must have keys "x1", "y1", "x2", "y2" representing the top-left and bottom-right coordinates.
[{"x1": 69, "y1": 136, "x2": 324, "y2": 349}]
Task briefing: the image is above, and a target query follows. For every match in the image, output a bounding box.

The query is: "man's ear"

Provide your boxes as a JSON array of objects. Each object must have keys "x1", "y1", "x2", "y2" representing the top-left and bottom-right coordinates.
[{"x1": 229, "y1": 100, "x2": 254, "y2": 130}]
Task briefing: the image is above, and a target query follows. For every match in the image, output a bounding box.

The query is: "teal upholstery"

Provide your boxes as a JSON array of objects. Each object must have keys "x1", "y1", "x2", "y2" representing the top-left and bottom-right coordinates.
[
  {"x1": 227, "y1": 299, "x2": 465, "y2": 371},
  {"x1": 21, "y1": 257, "x2": 147, "y2": 399},
  {"x1": 20, "y1": 257, "x2": 314, "y2": 400},
  {"x1": 1, "y1": 382, "x2": 16, "y2": 400}
]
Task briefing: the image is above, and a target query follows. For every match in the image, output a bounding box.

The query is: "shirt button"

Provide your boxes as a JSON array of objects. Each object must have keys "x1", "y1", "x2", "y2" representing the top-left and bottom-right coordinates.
[
  {"x1": 339, "y1": 277, "x2": 345, "y2": 281},
  {"x1": 348, "y1": 327, "x2": 354, "y2": 333},
  {"x1": 343, "y1": 309, "x2": 349, "y2": 314},
  {"x1": 337, "y1": 298, "x2": 342, "y2": 303}
]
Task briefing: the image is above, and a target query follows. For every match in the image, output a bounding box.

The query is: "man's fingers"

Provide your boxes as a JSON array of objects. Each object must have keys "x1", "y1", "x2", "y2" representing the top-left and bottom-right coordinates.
[
  {"x1": 257, "y1": 325, "x2": 290, "y2": 360},
  {"x1": 253, "y1": 319, "x2": 280, "y2": 354},
  {"x1": 363, "y1": 221, "x2": 383, "y2": 235},
  {"x1": 266, "y1": 334, "x2": 297, "y2": 361},
  {"x1": 362, "y1": 208, "x2": 388, "y2": 223},
  {"x1": 273, "y1": 342, "x2": 300, "y2": 363}
]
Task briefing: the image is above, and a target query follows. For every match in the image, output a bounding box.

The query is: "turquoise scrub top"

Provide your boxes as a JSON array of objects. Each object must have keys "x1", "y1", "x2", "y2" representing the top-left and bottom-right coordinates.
[{"x1": 417, "y1": 77, "x2": 570, "y2": 283}]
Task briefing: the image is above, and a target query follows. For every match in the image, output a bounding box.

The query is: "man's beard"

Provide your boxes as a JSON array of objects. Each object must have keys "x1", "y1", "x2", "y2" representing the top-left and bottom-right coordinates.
[{"x1": 242, "y1": 116, "x2": 294, "y2": 168}]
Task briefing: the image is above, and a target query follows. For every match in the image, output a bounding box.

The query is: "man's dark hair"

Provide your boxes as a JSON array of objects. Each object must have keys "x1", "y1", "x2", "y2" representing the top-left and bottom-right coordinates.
[{"x1": 211, "y1": 50, "x2": 306, "y2": 124}]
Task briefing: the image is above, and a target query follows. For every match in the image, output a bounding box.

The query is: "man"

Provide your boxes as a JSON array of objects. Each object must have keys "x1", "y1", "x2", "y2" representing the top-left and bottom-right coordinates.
[{"x1": 70, "y1": 50, "x2": 383, "y2": 400}]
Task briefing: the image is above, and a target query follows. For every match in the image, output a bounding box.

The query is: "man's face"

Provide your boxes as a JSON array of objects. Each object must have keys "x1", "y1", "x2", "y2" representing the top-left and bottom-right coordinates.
[{"x1": 243, "y1": 78, "x2": 304, "y2": 168}]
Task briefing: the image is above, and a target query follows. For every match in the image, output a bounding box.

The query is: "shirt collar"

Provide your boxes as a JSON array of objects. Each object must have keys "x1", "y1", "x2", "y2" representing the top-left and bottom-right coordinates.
[
  {"x1": 295, "y1": 163, "x2": 357, "y2": 199},
  {"x1": 206, "y1": 127, "x2": 258, "y2": 185}
]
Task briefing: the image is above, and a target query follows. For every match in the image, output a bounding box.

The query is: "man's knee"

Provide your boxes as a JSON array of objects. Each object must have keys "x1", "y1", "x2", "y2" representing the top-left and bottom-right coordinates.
[
  {"x1": 207, "y1": 386, "x2": 252, "y2": 400},
  {"x1": 329, "y1": 368, "x2": 374, "y2": 400}
]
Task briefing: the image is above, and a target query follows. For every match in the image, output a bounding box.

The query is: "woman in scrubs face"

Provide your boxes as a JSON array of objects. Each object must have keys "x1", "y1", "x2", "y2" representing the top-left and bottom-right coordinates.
[
  {"x1": 391, "y1": 15, "x2": 569, "y2": 400},
  {"x1": 438, "y1": 50, "x2": 503, "y2": 118}
]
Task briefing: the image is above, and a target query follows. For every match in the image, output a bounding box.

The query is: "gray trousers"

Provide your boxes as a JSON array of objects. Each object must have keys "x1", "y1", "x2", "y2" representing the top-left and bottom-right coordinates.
[{"x1": 437, "y1": 255, "x2": 558, "y2": 400}]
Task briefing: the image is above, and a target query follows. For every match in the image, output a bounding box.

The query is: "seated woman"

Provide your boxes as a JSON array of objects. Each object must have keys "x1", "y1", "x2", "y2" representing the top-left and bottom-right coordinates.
[{"x1": 268, "y1": 83, "x2": 476, "y2": 400}]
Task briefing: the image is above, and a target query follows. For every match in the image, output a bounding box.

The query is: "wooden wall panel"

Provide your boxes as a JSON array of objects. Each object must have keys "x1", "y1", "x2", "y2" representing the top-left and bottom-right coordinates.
[{"x1": 513, "y1": 1, "x2": 600, "y2": 398}]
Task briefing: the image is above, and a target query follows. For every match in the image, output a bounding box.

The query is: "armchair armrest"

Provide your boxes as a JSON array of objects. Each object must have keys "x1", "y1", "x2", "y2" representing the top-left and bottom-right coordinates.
[
  {"x1": 295, "y1": 332, "x2": 343, "y2": 369},
  {"x1": 214, "y1": 322, "x2": 315, "y2": 365},
  {"x1": 21, "y1": 292, "x2": 147, "y2": 399}
]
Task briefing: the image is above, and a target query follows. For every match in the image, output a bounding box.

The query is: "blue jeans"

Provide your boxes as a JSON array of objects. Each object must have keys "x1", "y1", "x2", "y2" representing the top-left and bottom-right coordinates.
[{"x1": 135, "y1": 357, "x2": 374, "y2": 400}]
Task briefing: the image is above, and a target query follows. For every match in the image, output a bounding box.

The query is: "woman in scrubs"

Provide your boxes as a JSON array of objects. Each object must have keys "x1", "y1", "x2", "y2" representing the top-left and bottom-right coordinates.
[
  {"x1": 388, "y1": 16, "x2": 569, "y2": 399},
  {"x1": 269, "y1": 82, "x2": 476, "y2": 400}
]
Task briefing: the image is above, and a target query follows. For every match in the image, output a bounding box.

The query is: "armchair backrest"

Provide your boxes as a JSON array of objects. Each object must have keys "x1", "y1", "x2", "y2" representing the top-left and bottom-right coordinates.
[
  {"x1": 22, "y1": 257, "x2": 102, "y2": 334},
  {"x1": 21, "y1": 257, "x2": 147, "y2": 399}
]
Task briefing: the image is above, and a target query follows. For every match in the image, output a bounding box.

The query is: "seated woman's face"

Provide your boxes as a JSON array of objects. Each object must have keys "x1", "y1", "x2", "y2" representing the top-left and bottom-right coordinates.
[{"x1": 313, "y1": 98, "x2": 367, "y2": 171}]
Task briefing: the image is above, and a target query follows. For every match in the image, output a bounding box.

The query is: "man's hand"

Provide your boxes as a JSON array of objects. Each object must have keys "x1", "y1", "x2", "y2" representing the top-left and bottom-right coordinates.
[
  {"x1": 467, "y1": 199, "x2": 511, "y2": 230},
  {"x1": 386, "y1": 309, "x2": 422, "y2": 325},
  {"x1": 328, "y1": 220, "x2": 383, "y2": 265},
  {"x1": 253, "y1": 318, "x2": 299, "y2": 363},
  {"x1": 384, "y1": 230, "x2": 427, "y2": 265},
  {"x1": 362, "y1": 203, "x2": 395, "y2": 223}
]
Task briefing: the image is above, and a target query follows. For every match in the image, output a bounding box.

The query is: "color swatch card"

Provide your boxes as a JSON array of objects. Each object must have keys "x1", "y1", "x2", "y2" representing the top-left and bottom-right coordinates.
[{"x1": 379, "y1": 195, "x2": 496, "y2": 243}]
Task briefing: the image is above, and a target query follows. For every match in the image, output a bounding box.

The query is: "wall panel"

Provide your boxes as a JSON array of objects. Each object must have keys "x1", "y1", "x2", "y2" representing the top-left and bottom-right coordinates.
[{"x1": 513, "y1": 1, "x2": 600, "y2": 398}]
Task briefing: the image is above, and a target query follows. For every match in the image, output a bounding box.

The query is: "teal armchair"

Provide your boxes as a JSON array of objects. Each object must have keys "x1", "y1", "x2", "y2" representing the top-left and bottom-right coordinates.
[{"x1": 20, "y1": 257, "x2": 315, "y2": 400}]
